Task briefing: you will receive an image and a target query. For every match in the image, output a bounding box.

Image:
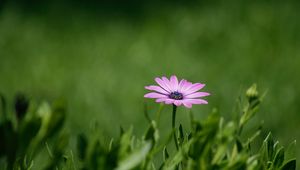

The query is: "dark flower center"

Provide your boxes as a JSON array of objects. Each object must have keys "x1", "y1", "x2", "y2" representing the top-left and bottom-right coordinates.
[{"x1": 169, "y1": 91, "x2": 183, "y2": 100}]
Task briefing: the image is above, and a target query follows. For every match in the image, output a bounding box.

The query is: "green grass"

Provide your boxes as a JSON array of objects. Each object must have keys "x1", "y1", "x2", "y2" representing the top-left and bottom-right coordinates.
[{"x1": 0, "y1": 0, "x2": 299, "y2": 166}]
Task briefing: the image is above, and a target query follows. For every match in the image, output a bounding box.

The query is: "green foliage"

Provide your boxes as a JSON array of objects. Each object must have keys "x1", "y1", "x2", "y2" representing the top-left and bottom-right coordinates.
[
  {"x1": 0, "y1": 93, "x2": 67, "y2": 170},
  {"x1": 67, "y1": 84, "x2": 296, "y2": 170},
  {"x1": 0, "y1": 85, "x2": 297, "y2": 170}
]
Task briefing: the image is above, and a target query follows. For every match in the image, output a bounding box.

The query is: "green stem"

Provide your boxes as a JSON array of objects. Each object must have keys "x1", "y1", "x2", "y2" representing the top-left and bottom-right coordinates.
[{"x1": 172, "y1": 104, "x2": 179, "y2": 151}]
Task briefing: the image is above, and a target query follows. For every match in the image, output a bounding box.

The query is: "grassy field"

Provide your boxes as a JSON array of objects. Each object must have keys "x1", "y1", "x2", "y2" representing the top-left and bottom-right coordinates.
[{"x1": 0, "y1": 0, "x2": 299, "y2": 166}]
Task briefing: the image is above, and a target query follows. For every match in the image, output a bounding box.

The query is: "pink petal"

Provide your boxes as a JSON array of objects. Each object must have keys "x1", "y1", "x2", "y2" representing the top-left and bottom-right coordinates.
[
  {"x1": 178, "y1": 79, "x2": 187, "y2": 92},
  {"x1": 145, "y1": 85, "x2": 169, "y2": 94},
  {"x1": 155, "y1": 98, "x2": 169, "y2": 102},
  {"x1": 183, "y1": 99, "x2": 208, "y2": 104},
  {"x1": 182, "y1": 101, "x2": 192, "y2": 108},
  {"x1": 164, "y1": 99, "x2": 175, "y2": 104},
  {"x1": 155, "y1": 98, "x2": 175, "y2": 104},
  {"x1": 161, "y1": 77, "x2": 173, "y2": 92},
  {"x1": 144, "y1": 92, "x2": 167, "y2": 98},
  {"x1": 170, "y1": 75, "x2": 179, "y2": 91},
  {"x1": 184, "y1": 83, "x2": 206, "y2": 95},
  {"x1": 180, "y1": 81, "x2": 193, "y2": 92},
  {"x1": 173, "y1": 100, "x2": 182, "y2": 106},
  {"x1": 155, "y1": 77, "x2": 171, "y2": 92},
  {"x1": 185, "y1": 92, "x2": 210, "y2": 98}
]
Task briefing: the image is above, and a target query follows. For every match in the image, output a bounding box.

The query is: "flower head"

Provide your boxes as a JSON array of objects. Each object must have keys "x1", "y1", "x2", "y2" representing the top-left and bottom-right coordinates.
[{"x1": 144, "y1": 75, "x2": 210, "y2": 108}]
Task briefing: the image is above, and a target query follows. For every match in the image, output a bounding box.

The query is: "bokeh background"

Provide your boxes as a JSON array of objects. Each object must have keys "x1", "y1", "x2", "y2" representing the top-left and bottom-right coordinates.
[{"x1": 0, "y1": 0, "x2": 299, "y2": 165}]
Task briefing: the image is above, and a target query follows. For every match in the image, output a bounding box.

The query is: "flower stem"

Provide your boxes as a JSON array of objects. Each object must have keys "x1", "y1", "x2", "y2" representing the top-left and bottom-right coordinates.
[{"x1": 172, "y1": 104, "x2": 179, "y2": 151}]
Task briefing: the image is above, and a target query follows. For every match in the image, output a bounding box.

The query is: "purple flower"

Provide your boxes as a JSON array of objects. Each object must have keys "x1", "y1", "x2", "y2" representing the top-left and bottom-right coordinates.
[{"x1": 144, "y1": 75, "x2": 210, "y2": 108}]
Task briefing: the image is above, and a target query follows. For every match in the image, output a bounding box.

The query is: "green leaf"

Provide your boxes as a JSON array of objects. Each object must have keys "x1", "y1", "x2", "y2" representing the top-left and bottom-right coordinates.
[
  {"x1": 247, "y1": 155, "x2": 260, "y2": 170},
  {"x1": 212, "y1": 144, "x2": 227, "y2": 164},
  {"x1": 18, "y1": 115, "x2": 42, "y2": 154},
  {"x1": 280, "y1": 159, "x2": 296, "y2": 170},
  {"x1": 178, "y1": 124, "x2": 184, "y2": 145},
  {"x1": 45, "y1": 100, "x2": 66, "y2": 139},
  {"x1": 144, "y1": 121, "x2": 159, "y2": 145},
  {"x1": 163, "y1": 139, "x2": 193, "y2": 170},
  {"x1": 265, "y1": 133, "x2": 275, "y2": 160},
  {"x1": 273, "y1": 147, "x2": 284, "y2": 168},
  {"x1": 163, "y1": 147, "x2": 169, "y2": 162},
  {"x1": 53, "y1": 132, "x2": 69, "y2": 157},
  {"x1": 118, "y1": 127, "x2": 133, "y2": 160},
  {"x1": 109, "y1": 138, "x2": 114, "y2": 152},
  {"x1": 116, "y1": 141, "x2": 152, "y2": 170},
  {"x1": 235, "y1": 139, "x2": 243, "y2": 153},
  {"x1": 44, "y1": 132, "x2": 69, "y2": 170},
  {"x1": 261, "y1": 132, "x2": 274, "y2": 161},
  {"x1": 285, "y1": 140, "x2": 296, "y2": 161}
]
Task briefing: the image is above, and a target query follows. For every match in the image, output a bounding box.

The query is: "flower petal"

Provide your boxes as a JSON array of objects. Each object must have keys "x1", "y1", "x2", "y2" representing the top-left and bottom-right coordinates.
[
  {"x1": 170, "y1": 75, "x2": 179, "y2": 91},
  {"x1": 180, "y1": 81, "x2": 193, "y2": 92},
  {"x1": 178, "y1": 79, "x2": 187, "y2": 92},
  {"x1": 184, "y1": 83, "x2": 206, "y2": 95},
  {"x1": 155, "y1": 77, "x2": 171, "y2": 92},
  {"x1": 145, "y1": 85, "x2": 169, "y2": 94},
  {"x1": 182, "y1": 101, "x2": 192, "y2": 108},
  {"x1": 154, "y1": 98, "x2": 175, "y2": 105},
  {"x1": 146, "y1": 76, "x2": 210, "y2": 108},
  {"x1": 144, "y1": 92, "x2": 167, "y2": 98},
  {"x1": 164, "y1": 99, "x2": 175, "y2": 104},
  {"x1": 183, "y1": 99, "x2": 208, "y2": 104},
  {"x1": 185, "y1": 92, "x2": 210, "y2": 98},
  {"x1": 161, "y1": 77, "x2": 173, "y2": 92},
  {"x1": 174, "y1": 100, "x2": 182, "y2": 106},
  {"x1": 155, "y1": 97, "x2": 169, "y2": 102}
]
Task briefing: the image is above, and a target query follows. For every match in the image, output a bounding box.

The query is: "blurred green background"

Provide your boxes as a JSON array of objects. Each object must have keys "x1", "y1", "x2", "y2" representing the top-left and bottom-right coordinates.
[{"x1": 0, "y1": 0, "x2": 299, "y2": 164}]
